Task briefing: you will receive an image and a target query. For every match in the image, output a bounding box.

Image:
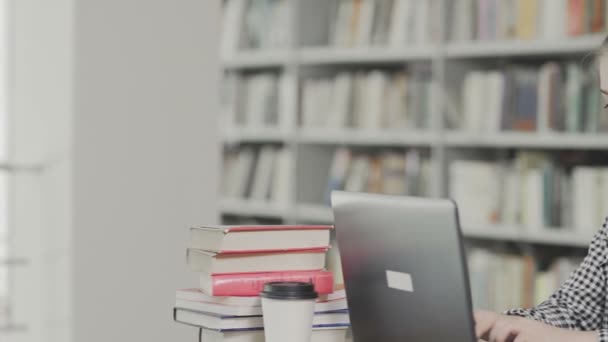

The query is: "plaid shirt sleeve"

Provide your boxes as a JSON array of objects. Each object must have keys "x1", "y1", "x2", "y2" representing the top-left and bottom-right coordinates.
[{"x1": 505, "y1": 218, "x2": 608, "y2": 341}]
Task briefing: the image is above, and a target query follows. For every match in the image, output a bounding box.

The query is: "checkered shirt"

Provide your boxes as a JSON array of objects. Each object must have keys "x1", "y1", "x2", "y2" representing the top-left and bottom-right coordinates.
[{"x1": 505, "y1": 218, "x2": 608, "y2": 341}]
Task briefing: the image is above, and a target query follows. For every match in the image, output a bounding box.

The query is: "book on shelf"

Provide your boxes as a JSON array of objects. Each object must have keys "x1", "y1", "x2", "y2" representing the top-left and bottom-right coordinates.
[
  {"x1": 189, "y1": 225, "x2": 332, "y2": 253},
  {"x1": 199, "y1": 327, "x2": 349, "y2": 342},
  {"x1": 324, "y1": 148, "x2": 430, "y2": 202},
  {"x1": 455, "y1": 62, "x2": 605, "y2": 133},
  {"x1": 222, "y1": 145, "x2": 292, "y2": 206},
  {"x1": 468, "y1": 248, "x2": 582, "y2": 312},
  {"x1": 449, "y1": 160, "x2": 501, "y2": 227},
  {"x1": 223, "y1": 72, "x2": 289, "y2": 131},
  {"x1": 449, "y1": 0, "x2": 608, "y2": 42},
  {"x1": 175, "y1": 288, "x2": 346, "y2": 316},
  {"x1": 174, "y1": 308, "x2": 350, "y2": 331},
  {"x1": 301, "y1": 69, "x2": 431, "y2": 130},
  {"x1": 330, "y1": 0, "x2": 440, "y2": 47},
  {"x1": 450, "y1": 151, "x2": 608, "y2": 236},
  {"x1": 221, "y1": 0, "x2": 290, "y2": 55},
  {"x1": 186, "y1": 248, "x2": 328, "y2": 275}
]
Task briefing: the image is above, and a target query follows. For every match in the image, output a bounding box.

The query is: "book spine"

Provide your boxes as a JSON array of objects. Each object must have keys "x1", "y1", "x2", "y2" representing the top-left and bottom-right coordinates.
[{"x1": 209, "y1": 271, "x2": 335, "y2": 296}]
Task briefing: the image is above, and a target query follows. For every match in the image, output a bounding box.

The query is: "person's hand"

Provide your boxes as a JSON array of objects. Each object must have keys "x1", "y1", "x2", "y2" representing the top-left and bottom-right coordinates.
[
  {"x1": 475, "y1": 312, "x2": 598, "y2": 342},
  {"x1": 474, "y1": 310, "x2": 596, "y2": 342},
  {"x1": 474, "y1": 310, "x2": 500, "y2": 340}
]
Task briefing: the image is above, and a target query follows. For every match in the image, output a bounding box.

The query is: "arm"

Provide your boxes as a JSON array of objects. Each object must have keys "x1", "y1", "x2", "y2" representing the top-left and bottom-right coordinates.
[{"x1": 504, "y1": 218, "x2": 608, "y2": 339}]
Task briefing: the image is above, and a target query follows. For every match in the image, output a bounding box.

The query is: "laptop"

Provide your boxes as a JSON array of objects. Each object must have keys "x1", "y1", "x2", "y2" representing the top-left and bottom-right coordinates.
[{"x1": 332, "y1": 191, "x2": 476, "y2": 342}]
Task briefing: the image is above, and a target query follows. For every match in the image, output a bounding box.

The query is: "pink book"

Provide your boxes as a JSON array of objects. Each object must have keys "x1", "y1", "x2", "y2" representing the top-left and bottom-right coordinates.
[{"x1": 199, "y1": 270, "x2": 335, "y2": 296}]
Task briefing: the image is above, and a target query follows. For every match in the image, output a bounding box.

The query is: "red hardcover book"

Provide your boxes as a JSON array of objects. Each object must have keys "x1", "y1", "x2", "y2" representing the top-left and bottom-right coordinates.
[
  {"x1": 567, "y1": 0, "x2": 586, "y2": 36},
  {"x1": 189, "y1": 225, "x2": 333, "y2": 253},
  {"x1": 200, "y1": 270, "x2": 335, "y2": 296}
]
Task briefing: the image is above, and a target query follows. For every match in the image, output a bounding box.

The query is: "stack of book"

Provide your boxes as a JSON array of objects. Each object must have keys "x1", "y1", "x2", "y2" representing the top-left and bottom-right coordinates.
[
  {"x1": 301, "y1": 69, "x2": 432, "y2": 130},
  {"x1": 174, "y1": 225, "x2": 350, "y2": 341},
  {"x1": 222, "y1": 146, "x2": 291, "y2": 206},
  {"x1": 450, "y1": 151, "x2": 608, "y2": 236},
  {"x1": 451, "y1": 62, "x2": 605, "y2": 133},
  {"x1": 448, "y1": 0, "x2": 608, "y2": 42}
]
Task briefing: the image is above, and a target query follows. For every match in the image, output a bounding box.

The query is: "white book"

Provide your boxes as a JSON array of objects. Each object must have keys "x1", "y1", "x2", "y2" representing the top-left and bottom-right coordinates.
[
  {"x1": 572, "y1": 167, "x2": 601, "y2": 238},
  {"x1": 270, "y1": 148, "x2": 291, "y2": 206},
  {"x1": 413, "y1": 0, "x2": 429, "y2": 44},
  {"x1": 186, "y1": 248, "x2": 327, "y2": 274},
  {"x1": 174, "y1": 308, "x2": 350, "y2": 331},
  {"x1": 332, "y1": 0, "x2": 353, "y2": 46},
  {"x1": 267, "y1": 0, "x2": 289, "y2": 48},
  {"x1": 200, "y1": 327, "x2": 349, "y2": 342},
  {"x1": 371, "y1": 0, "x2": 395, "y2": 45},
  {"x1": 176, "y1": 289, "x2": 348, "y2": 307},
  {"x1": 356, "y1": 0, "x2": 376, "y2": 46},
  {"x1": 245, "y1": 74, "x2": 276, "y2": 127},
  {"x1": 175, "y1": 297, "x2": 348, "y2": 317},
  {"x1": 385, "y1": 72, "x2": 409, "y2": 128},
  {"x1": 302, "y1": 79, "x2": 318, "y2": 128},
  {"x1": 449, "y1": 161, "x2": 500, "y2": 227},
  {"x1": 189, "y1": 225, "x2": 331, "y2": 253},
  {"x1": 277, "y1": 73, "x2": 294, "y2": 130},
  {"x1": 221, "y1": 0, "x2": 246, "y2": 56},
  {"x1": 388, "y1": 0, "x2": 413, "y2": 46},
  {"x1": 485, "y1": 72, "x2": 505, "y2": 133},
  {"x1": 502, "y1": 170, "x2": 521, "y2": 225},
  {"x1": 352, "y1": 73, "x2": 369, "y2": 128},
  {"x1": 225, "y1": 148, "x2": 256, "y2": 198},
  {"x1": 539, "y1": 0, "x2": 565, "y2": 40},
  {"x1": 453, "y1": 0, "x2": 475, "y2": 41},
  {"x1": 249, "y1": 146, "x2": 277, "y2": 201},
  {"x1": 522, "y1": 169, "x2": 544, "y2": 231},
  {"x1": 316, "y1": 80, "x2": 334, "y2": 127},
  {"x1": 327, "y1": 73, "x2": 354, "y2": 128},
  {"x1": 361, "y1": 71, "x2": 388, "y2": 129},
  {"x1": 344, "y1": 156, "x2": 370, "y2": 192},
  {"x1": 462, "y1": 72, "x2": 487, "y2": 133}
]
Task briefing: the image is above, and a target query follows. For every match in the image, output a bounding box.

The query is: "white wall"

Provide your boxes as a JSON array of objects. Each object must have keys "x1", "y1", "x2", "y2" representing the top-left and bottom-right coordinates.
[
  {"x1": 10, "y1": 0, "x2": 220, "y2": 341},
  {"x1": 12, "y1": 0, "x2": 73, "y2": 341},
  {"x1": 71, "y1": 1, "x2": 220, "y2": 341}
]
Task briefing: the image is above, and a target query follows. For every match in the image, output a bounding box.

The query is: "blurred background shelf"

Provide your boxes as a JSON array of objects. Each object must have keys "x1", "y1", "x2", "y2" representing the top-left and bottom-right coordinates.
[
  {"x1": 445, "y1": 34, "x2": 606, "y2": 58},
  {"x1": 299, "y1": 46, "x2": 438, "y2": 65},
  {"x1": 223, "y1": 127, "x2": 291, "y2": 144},
  {"x1": 462, "y1": 225, "x2": 592, "y2": 248},
  {"x1": 298, "y1": 129, "x2": 438, "y2": 146},
  {"x1": 222, "y1": 50, "x2": 290, "y2": 69},
  {"x1": 444, "y1": 132, "x2": 608, "y2": 149}
]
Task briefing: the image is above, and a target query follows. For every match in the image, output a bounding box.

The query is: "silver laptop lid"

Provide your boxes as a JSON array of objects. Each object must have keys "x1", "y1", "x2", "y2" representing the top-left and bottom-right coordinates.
[{"x1": 332, "y1": 191, "x2": 476, "y2": 342}]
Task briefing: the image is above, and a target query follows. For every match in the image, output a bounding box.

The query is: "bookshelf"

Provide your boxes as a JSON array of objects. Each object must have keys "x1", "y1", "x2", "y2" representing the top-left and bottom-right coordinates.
[{"x1": 218, "y1": 0, "x2": 608, "y2": 251}]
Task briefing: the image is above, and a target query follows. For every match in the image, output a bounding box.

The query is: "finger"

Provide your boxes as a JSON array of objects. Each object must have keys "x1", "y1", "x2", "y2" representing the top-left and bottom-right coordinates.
[
  {"x1": 489, "y1": 321, "x2": 519, "y2": 342},
  {"x1": 475, "y1": 319, "x2": 493, "y2": 340}
]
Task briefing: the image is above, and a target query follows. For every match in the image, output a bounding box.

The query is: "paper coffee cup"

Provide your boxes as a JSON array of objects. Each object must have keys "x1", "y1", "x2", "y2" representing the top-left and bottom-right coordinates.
[{"x1": 260, "y1": 282, "x2": 318, "y2": 342}]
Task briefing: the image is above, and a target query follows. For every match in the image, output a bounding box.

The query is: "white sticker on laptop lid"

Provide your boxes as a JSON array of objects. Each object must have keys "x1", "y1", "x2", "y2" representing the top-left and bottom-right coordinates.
[{"x1": 386, "y1": 270, "x2": 414, "y2": 292}]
